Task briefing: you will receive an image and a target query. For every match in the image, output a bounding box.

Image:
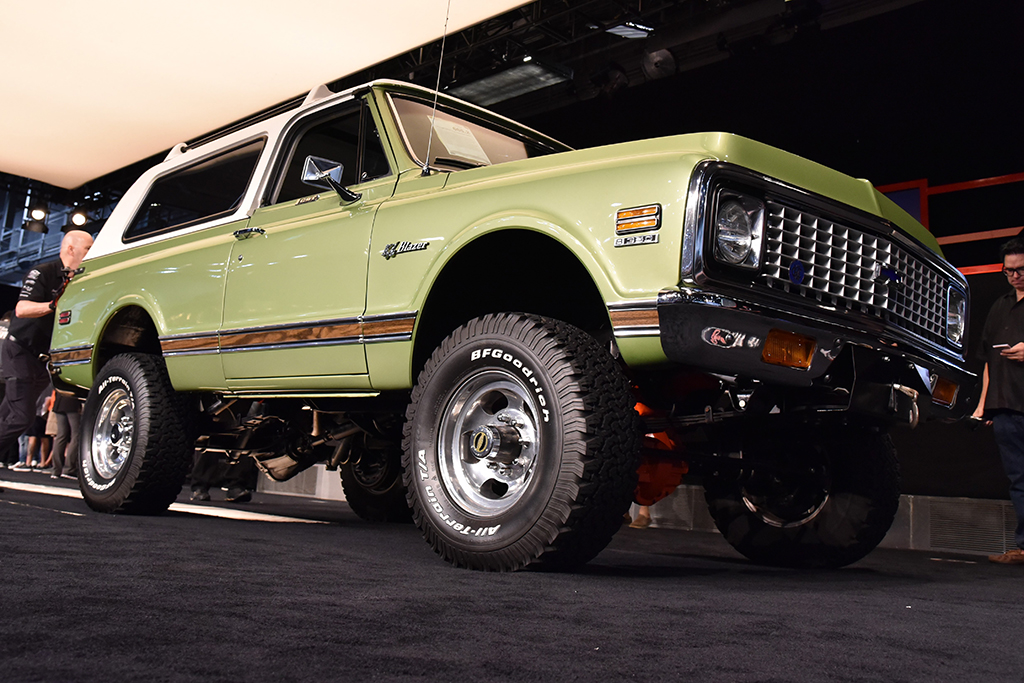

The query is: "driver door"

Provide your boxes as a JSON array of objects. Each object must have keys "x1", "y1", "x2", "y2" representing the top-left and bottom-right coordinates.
[{"x1": 220, "y1": 98, "x2": 396, "y2": 388}]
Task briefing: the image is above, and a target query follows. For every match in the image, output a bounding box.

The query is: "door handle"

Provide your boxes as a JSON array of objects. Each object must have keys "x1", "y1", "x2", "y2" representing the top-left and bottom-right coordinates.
[{"x1": 233, "y1": 227, "x2": 266, "y2": 239}]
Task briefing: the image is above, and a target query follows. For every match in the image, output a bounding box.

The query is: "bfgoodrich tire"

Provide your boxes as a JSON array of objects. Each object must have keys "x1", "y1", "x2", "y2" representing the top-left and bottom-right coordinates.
[
  {"x1": 703, "y1": 427, "x2": 900, "y2": 568},
  {"x1": 79, "y1": 353, "x2": 194, "y2": 514},
  {"x1": 403, "y1": 313, "x2": 641, "y2": 571}
]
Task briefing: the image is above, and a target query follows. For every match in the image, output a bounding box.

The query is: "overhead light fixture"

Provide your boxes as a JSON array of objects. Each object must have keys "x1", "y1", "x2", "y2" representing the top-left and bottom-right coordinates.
[
  {"x1": 606, "y1": 21, "x2": 654, "y2": 39},
  {"x1": 593, "y1": 63, "x2": 630, "y2": 98},
  {"x1": 62, "y1": 208, "x2": 91, "y2": 232},
  {"x1": 29, "y1": 205, "x2": 48, "y2": 221},
  {"x1": 447, "y1": 58, "x2": 573, "y2": 107},
  {"x1": 641, "y1": 49, "x2": 677, "y2": 80}
]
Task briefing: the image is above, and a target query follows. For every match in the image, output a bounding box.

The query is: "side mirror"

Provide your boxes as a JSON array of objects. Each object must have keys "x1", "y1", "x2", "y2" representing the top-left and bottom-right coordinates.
[{"x1": 301, "y1": 156, "x2": 361, "y2": 203}]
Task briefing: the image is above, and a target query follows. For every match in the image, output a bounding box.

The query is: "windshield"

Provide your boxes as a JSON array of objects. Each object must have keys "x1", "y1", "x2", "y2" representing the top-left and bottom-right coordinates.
[{"x1": 389, "y1": 94, "x2": 566, "y2": 171}]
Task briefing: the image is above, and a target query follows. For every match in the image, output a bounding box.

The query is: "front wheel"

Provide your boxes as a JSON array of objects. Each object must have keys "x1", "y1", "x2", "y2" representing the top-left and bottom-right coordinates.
[
  {"x1": 79, "y1": 353, "x2": 194, "y2": 514},
  {"x1": 403, "y1": 313, "x2": 641, "y2": 571},
  {"x1": 703, "y1": 427, "x2": 900, "y2": 568}
]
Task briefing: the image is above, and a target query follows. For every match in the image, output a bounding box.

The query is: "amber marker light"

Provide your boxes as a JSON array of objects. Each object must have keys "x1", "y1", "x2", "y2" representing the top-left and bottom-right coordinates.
[
  {"x1": 616, "y1": 204, "x2": 661, "y2": 234},
  {"x1": 931, "y1": 376, "x2": 959, "y2": 408},
  {"x1": 761, "y1": 329, "x2": 816, "y2": 369}
]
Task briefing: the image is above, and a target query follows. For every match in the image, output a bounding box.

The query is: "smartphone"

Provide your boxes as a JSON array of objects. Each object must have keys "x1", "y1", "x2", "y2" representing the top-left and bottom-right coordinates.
[{"x1": 993, "y1": 343, "x2": 1011, "y2": 349}]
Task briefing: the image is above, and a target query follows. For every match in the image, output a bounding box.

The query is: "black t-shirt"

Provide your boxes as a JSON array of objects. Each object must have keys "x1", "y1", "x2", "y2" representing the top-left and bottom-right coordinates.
[
  {"x1": 8, "y1": 259, "x2": 63, "y2": 355},
  {"x1": 978, "y1": 290, "x2": 1024, "y2": 414}
]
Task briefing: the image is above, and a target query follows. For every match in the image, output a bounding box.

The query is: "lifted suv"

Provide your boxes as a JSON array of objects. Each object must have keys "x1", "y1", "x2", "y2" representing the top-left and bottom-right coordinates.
[{"x1": 52, "y1": 80, "x2": 974, "y2": 570}]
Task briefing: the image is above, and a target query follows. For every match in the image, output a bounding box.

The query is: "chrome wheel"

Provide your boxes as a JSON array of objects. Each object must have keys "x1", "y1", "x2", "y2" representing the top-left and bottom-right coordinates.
[
  {"x1": 741, "y1": 469, "x2": 831, "y2": 529},
  {"x1": 704, "y1": 427, "x2": 901, "y2": 568},
  {"x1": 91, "y1": 387, "x2": 135, "y2": 480},
  {"x1": 405, "y1": 314, "x2": 642, "y2": 570},
  {"x1": 437, "y1": 369, "x2": 540, "y2": 517}
]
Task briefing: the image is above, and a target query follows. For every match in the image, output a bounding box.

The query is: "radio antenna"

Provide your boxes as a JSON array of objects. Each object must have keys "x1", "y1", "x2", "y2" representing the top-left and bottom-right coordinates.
[{"x1": 422, "y1": 0, "x2": 452, "y2": 176}]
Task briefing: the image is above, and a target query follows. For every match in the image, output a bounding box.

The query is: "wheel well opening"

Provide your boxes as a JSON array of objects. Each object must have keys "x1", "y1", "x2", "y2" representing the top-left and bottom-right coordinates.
[
  {"x1": 413, "y1": 230, "x2": 610, "y2": 377},
  {"x1": 94, "y1": 306, "x2": 161, "y2": 372}
]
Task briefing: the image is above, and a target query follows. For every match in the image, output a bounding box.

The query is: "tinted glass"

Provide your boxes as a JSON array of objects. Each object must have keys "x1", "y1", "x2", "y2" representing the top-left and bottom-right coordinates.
[
  {"x1": 275, "y1": 102, "x2": 390, "y2": 204},
  {"x1": 390, "y1": 95, "x2": 563, "y2": 170},
  {"x1": 124, "y1": 139, "x2": 264, "y2": 241}
]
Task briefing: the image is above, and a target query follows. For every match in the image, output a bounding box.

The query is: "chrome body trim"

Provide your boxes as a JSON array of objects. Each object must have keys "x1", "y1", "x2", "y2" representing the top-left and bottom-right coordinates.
[
  {"x1": 158, "y1": 311, "x2": 418, "y2": 357},
  {"x1": 49, "y1": 345, "x2": 94, "y2": 367},
  {"x1": 607, "y1": 300, "x2": 661, "y2": 338}
]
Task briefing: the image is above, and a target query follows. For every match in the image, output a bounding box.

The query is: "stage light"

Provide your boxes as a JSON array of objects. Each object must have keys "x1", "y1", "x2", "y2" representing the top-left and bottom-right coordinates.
[
  {"x1": 447, "y1": 58, "x2": 572, "y2": 106},
  {"x1": 70, "y1": 210, "x2": 88, "y2": 226},
  {"x1": 606, "y1": 21, "x2": 654, "y2": 39}
]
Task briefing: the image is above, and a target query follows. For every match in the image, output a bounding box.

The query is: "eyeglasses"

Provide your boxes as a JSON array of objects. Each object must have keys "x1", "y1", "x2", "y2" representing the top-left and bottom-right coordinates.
[{"x1": 1004, "y1": 267, "x2": 1024, "y2": 278}]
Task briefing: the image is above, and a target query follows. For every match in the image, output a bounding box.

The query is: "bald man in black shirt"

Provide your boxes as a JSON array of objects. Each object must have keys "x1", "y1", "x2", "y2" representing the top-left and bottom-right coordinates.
[{"x1": 0, "y1": 230, "x2": 92, "y2": 491}]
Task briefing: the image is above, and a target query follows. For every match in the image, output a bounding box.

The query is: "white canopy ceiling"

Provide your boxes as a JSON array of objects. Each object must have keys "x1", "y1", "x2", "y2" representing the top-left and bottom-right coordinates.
[{"x1": 0, "y1": 1, "x2": 530, "y2": 189}]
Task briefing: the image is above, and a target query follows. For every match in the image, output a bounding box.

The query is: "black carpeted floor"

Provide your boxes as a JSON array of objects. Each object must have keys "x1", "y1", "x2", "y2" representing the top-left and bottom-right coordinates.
[{"x1": 2, "y1": 470, "x2": 1021, "y2": 682}]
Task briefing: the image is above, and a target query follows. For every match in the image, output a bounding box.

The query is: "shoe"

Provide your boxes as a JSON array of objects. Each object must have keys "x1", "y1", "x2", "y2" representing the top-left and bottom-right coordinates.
[
  {"x1": 10, "y1": 462, "x2": 31, "y2": 471},
  {"x1": 629, "y1": 513, "x2": 652, "y2": 529},
  {"x1": 988, "y1": 548, "x2": 1024, "y2": 564},
  {"x1": 225, "y1": 488, "x2": 252, "y2": 503},
  {"x1": 190, "y1": 489, "x2": 210, "y2": 502},
  {"x1": 50, "y1": 474, "x2": 58, "y2": 480},
  {"x1": 60, "y1": 473, "x2": 77, "y2": 480}
]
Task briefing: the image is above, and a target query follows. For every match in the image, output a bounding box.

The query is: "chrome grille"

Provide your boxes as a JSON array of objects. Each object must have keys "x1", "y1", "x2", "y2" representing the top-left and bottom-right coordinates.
[{"x1": 762, "y1": 202, "x2": 947, "y2": 344}]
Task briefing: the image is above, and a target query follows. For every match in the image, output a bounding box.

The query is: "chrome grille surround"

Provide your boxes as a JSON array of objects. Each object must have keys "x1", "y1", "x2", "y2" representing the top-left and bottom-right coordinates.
[{"x1": 762, "y1": 201, "x2": 947, "y2": 344}]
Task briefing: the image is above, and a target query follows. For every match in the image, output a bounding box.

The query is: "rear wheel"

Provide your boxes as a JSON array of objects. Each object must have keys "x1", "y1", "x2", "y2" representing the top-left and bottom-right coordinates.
[
  {"x1": 340, "y1": 445, "x2": 412, "y2": 523},
  {"x1": 703, "y1": 427, "x2": 900, "y2": 568},
  {"x1": 403, "y1": 313, "x2": 641, "y2": 571},
  {"x1": 79, "y1": 353, "x2": 194, "y2": 514}
]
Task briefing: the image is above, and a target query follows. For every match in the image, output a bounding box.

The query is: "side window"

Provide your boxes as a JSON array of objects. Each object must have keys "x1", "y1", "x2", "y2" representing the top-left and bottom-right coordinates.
[
  {"x1": 273, "y1": 100, "x2": 390, "y2": 205},
  {"x1": 124, "y1": 138, "x2": 265, "y2": 242}
]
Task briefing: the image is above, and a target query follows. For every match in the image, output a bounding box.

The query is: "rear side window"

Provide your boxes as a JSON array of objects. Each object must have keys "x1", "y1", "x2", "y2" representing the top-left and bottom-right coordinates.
[{"x1": 124, "y1": 138, "x2": 265, "y2": 242}]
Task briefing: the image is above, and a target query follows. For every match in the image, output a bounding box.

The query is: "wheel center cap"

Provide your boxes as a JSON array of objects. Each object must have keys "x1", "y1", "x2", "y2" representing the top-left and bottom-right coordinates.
[{"x1": 469, "y1": 425, "x2": 522, "y2": 463}]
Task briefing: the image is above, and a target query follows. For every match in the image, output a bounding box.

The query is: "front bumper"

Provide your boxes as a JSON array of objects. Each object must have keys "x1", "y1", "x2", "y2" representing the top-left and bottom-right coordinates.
[{"x1": 655, "y1": 287, "x2": 977, "y2": 424}]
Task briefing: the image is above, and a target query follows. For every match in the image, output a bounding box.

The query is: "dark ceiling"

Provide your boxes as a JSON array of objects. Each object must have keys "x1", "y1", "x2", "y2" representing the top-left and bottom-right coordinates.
[{"x1": 3, "y1": 0, "x2": 1019, "y2": 232}]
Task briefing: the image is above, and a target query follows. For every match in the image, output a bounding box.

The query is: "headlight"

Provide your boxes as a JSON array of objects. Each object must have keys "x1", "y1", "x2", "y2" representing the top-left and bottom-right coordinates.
[
  {"x1": 714, "y1": 191, "x2": 764, "y2": 269},
  {"x1": 946, "y1": 286, "x2": 966, "y2": 347}
]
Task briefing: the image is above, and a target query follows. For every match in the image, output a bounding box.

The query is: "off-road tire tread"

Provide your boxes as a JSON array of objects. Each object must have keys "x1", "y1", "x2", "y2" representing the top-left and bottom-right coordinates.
[
  {"x1": 704, "y1": 429, "x2": 900, "y2": 569},
  {"x1": 340, "y1": 455, "x2": 414, "y2": 523},
  {"x1": 403, "y1": 313, "x2": 640, "y2": 571},
  {"x1": 82, "y1": 353, "x2": 194, "y2": 514}
]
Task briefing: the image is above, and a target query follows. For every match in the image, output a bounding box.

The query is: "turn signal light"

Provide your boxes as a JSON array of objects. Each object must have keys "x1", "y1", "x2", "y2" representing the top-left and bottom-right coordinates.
[
  {"x1": 761, "y1": 329, "x2": 816, "y2": 369},
  {"x1": 931, "y1": 376, "x2": 959, "y2": 408},
  {"x1": 616, "y1": 204, "x2": 661, "y2": 234}
]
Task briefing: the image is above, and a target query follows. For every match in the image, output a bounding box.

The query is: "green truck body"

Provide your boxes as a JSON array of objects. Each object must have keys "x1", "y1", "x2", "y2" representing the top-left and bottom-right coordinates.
[{"x1": 53, "y1": 80, "x2": 974, "y2": 571}]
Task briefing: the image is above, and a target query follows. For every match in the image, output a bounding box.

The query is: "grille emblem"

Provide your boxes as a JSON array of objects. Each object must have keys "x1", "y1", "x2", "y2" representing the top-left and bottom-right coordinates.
[
  {"x1": 872, "y1": 263, "x2": 904, "y2": 289},
  {"x1": 788, "y1": 260, "x2": 806, "y2": 285}
]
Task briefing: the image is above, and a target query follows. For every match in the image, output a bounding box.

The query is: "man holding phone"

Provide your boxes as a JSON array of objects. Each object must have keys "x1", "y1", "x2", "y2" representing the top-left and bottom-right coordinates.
[{"x1": 974, "y1": 237, "x2": 1024, "y2": 563}]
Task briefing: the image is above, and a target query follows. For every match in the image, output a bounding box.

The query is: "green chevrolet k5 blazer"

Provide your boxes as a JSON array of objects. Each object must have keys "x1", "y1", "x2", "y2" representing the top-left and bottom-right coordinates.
[{"x1": 51, "y1": 79, "x2": 975, "y2": 570}]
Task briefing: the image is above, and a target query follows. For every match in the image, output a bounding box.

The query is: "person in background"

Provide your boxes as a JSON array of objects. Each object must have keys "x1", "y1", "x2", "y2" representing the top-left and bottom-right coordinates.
[
  {"x1": 973, "y1": 237, "x2": 1024, "y2": 564},
  {"x1": 49, "y1": 389, "x2": 82, "y2": 480},
  {"x1": 0, "y1": 230, "x2": 93, "y2": 493},
  {"x1": 0, "y1": 310, "x2": 16, "y2": 471},
  {"x1": 25, "y1": 386, "x2": 52, "y2": 469},
  {"x1": 190, "y1": 449, "x2": 259, "y2": 503}
]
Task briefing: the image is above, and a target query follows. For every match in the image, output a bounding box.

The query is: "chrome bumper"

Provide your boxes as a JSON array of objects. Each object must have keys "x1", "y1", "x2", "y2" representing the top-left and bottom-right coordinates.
[{"x1": 654, "y1": 288, "x2": 978, "y2": 424}]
